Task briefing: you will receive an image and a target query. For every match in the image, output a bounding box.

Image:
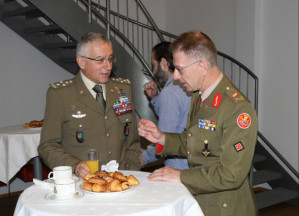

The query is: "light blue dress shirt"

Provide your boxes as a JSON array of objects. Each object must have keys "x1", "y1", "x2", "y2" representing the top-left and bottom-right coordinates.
[{"x1": 142, "y1": 75, "x2": 191, "y2": 169}]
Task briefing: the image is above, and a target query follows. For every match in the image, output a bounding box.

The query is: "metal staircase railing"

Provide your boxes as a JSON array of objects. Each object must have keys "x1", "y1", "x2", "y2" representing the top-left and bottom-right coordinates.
[{"x1": 74, "y1": 0, "x2": 259, "y2": 110}]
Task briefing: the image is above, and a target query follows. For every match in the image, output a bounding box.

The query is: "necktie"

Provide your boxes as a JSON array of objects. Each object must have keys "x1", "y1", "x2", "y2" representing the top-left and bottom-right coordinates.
[
  {"x1": 93, "y1": 85, "x2": 106, "y2": 112},
  {"x1": 191, "y1": 93, "x2": 202, "y2": 123},
  {"x1": 195, "y1": 93, "x2": 202, "y2": 114}
]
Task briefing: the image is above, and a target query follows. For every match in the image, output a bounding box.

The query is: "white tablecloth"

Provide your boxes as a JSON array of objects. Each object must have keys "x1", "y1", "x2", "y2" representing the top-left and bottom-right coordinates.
[
  {"x1": 0, "y1": 125, "x2": 41, "y2": 184},
  {"x1": 14, "y1": 170, "x2": 204, "y2": 216}
]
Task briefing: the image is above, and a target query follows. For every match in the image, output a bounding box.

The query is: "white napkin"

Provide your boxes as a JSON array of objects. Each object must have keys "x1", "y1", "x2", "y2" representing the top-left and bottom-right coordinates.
[
  {"x1": 101, "y1": 160, "x2": 119, "y2": 172},
  {"x1": 33, "y1": 178, "x2": 53, "y2": 188}
]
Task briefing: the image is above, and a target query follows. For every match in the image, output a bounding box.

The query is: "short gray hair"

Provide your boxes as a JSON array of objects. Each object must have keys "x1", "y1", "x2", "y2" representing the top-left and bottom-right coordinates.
[{"x1": 76, "y1": 32, "x2": 111, "y2": 56}]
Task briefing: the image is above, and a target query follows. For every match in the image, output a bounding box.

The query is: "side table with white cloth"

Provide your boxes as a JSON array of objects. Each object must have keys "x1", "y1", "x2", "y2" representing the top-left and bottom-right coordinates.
[
  {"x1": 14, "y1": 170, "x2": 204, "y2": 216},
  {"x1": 0, "y1": 125, "x2": 43, "y2": 184}
]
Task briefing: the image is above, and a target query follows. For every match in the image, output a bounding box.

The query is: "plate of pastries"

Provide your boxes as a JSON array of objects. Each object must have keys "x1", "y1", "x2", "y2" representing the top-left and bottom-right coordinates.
[
  {"x1": 24, "y1": 120, "x2": 43, "y2": 129},
  {"x1": 81, "y1": 170, "x2": 139, "y2": 194}
]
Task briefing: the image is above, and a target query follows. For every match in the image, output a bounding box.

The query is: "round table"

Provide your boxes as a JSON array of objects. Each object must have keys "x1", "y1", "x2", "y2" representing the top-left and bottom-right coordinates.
[
  {"x1": 0, "y1": 125, "x2": 43, "y2": 184},
  {"x1": 14, "y1": 170, "x2": 204, "y2": 216}
]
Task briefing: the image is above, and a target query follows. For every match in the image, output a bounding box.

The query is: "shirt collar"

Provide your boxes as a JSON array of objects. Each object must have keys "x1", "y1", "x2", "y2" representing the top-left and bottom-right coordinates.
[
  {"x1": 201, "y1": 72, "x2": 223, "y2": 101},
  {"x1": 164, "y1": 74, "x2": 174, "y2": 87},
  {"x1": 80, "y1": 71, "x2": 106, "y2": 99}
]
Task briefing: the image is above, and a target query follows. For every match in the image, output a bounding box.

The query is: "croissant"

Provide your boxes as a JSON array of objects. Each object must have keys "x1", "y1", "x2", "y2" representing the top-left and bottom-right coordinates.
[
  {"x1": 82, "y1": 182, "x2": 93, "y2": 191},
  {"x1": 92, "y1": 183, "x2": 107, "y2": 192},
  {"x1": 127, "y1": 175, "x2": 139, "y2": 186},
  {"x1": 88, "y1": 176, "x2": 106, "y2": 185},
  {"x1": 107, "y1": 179, "x2": 123, "y2": 192},
  {"x1": 24, "y1": 120, "x2": 43, "y2": 128},
  {"x1": 113, "y1": 172, "x2": 128, "y2": 182},
  {"x1": 121, "y1": 181, "x2": 130, "y2": 190},
  {"x1": 82, "y1": 171, "x2": 139, "y2": 193}
]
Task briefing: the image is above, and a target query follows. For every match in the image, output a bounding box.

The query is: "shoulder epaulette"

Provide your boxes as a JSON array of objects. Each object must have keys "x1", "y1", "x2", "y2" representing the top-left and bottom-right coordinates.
[
  {"x1": 224, "y1": 85, "x2": 246, "y2": 103},
  {"x1": 111, "y1": 77, "x2": 131, "y2": 85},
  {"x1": 50, "y1": 79, "x2": 73, "y2": 89}
]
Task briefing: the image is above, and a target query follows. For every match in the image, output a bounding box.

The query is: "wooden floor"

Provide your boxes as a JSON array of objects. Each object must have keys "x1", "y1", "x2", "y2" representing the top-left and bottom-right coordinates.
[{"x1": 0, "y1": 192, "x2": 298, "y2": 216}]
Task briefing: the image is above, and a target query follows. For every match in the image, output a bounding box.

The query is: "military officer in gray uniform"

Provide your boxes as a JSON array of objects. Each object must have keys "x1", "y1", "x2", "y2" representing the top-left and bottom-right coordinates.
[
  {"x1": 38, "y1": 32, "x2": 140, "y2": 179},
  {"x1": 138, "y1": 31, "x2": 258, "y2": 216}
]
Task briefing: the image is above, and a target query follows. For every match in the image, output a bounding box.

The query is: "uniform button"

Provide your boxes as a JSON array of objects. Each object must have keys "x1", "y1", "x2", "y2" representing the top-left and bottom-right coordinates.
[
  {"x1": 187, "y1": 151, "x2": 191, "y2": 155},
  {"x1": 108, "y1": 151, "x2": 112, "y2": 155},
  {"x1": 106, "y1": 133, "x2": 110, "y2": 137},
  {"x1": 188, "y1": 133, "x2": 192, "y2": 137},
  {"x1": 105, "y1": 116, "x2": 108, "y2": 120},
  {"x1": 226, "y1": 86, "x2": 230, "y2": 91},
  {"x1": 223, "y1": 203, "x2": 228, "y2": 208}
]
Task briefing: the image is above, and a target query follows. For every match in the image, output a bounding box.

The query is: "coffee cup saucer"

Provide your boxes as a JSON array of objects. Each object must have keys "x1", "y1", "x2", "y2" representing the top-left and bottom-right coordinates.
[{"x1": 45, "y1": 191, "x2": 84, "y2": 203}]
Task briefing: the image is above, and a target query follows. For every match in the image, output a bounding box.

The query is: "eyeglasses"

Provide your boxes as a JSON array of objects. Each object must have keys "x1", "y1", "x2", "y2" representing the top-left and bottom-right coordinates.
[
  {"x1": 174, "y1": 59, "x2": 202, "y2": 74},
  {"x1": 81, "y1": 55, "x2": 115, "y2": 64}
]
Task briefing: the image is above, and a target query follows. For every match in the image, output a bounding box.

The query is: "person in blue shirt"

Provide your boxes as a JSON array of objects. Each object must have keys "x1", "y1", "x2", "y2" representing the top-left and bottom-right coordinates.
[{"x1": 140, "y1": 42, "x2": 191, "y2": 170}]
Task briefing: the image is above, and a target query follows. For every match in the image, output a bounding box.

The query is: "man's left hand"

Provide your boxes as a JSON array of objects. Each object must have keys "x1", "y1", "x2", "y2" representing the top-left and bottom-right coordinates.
[{"x1": 148, "y1": 166, "x2": 181, "y2": 182}]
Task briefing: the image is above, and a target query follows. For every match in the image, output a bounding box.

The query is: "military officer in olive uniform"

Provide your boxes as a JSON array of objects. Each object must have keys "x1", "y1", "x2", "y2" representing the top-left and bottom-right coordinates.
[
  {"x1": 138, "y1": 31, "x2": 258, "y2": 216},
  {"x1": 38, "y1": 32, "x2": 140, "y2": 179}
]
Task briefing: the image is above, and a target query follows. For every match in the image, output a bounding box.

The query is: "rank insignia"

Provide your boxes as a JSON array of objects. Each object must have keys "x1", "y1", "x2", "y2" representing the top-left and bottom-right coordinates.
[
  {"x1": 231, "y1": 92, "x2": 238, "y2": 98},
  {"x1": 233, "y1": 141, "x2": 245, "y2": 152},
  {"x1": 212, "y1": 93, "x2": 221, "y2": 108},
  {"x1": 237, "y1": 113, "x2": 251, "y2": 129},
  {"x1": 198, "y1": 119, "x2": 216, "y2": 131},
  {"x1": 76, "y1": 128, "x2": 85, "y2": 143},
  {"x1": 113, "y1": 93, "x2": 133, "y2": 115}
]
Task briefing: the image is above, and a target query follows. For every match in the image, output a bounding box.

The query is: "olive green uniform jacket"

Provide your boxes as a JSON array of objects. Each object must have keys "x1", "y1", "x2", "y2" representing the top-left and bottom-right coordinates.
[
  {"x1": 38, "y1": 73, "x2": 140, "y2": 171},
  {"x1": 159, "y1": 75, "x2": 258, "y2": 216}
]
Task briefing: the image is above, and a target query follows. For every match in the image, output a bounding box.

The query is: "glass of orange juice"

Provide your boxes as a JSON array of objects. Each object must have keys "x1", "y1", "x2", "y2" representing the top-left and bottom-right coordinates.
[{"x1": 86, "y1": 149, "x2": 99, "y2": 174}]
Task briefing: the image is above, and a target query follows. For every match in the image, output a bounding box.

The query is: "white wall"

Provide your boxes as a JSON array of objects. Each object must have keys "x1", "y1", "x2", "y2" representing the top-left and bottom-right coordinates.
[
  {"x1": 145, "y1": 0, "x2": 237, "y2": 57},
  {"x1": 143, "y1": 0, "x2": 298, "y2": 172},
  {"x1": 256, "y1": 0, "x2": 298, "y2": 171},
  {"x1": 0, "y1": 22, "x2": 73, "y2": 194},
  {"x1": 0, "y1": 22, "x2": 73, "y2": 127}
]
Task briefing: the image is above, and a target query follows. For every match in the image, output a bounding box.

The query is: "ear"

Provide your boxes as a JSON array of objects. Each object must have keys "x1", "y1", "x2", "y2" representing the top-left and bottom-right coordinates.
[
  {"x1": 200, "y1": 60, "x2": 209, "y2": 74},
  {"x1": 76, "y1": 56, "x2": 86, "y2": 70},
  {"x1": 160, "y1": 58, "x2": 169, "y2": 71}
]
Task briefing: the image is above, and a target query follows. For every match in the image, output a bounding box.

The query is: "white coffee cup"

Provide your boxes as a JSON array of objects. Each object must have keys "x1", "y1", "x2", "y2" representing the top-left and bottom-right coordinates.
[
  {"x1": 48, "y1": 166, "x2": 72, "y2": 181},
  {"x1": 54, "y1": 179, "x2": 76, "y2": 199}
]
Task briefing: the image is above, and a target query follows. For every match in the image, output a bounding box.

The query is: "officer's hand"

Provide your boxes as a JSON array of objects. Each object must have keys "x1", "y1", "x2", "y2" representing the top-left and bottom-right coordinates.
[
  {"x1": 139, "y1": 152, "x2": 147, "y2": 168},
  {"x1": 138, "y1": 119, "x2": 165, "y2": 145},
  {"x1": 74, "y1": 161, "x2": 90, "y2": 179},
  {"x1": 143, "y1": 81, "x2": 158, "y2": 99},
  {"x1": 148, "y1": 166, "x2": 181, "y2": 182}
]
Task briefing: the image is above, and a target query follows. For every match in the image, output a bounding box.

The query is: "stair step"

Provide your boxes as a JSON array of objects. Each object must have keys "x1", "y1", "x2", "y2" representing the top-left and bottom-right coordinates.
[
  {"x1": 253, "y1": 154, "x2": 266, "y2": 163},
  {"x1": 24, "y1": 24, "x2": 63, "y2": 34},
  {"x1": 255, "y1": 187, "x2": 299, "y2": 209},
  {"x1": 253, "y1": 169, "x2": 283, "y2": 185},
  {"x1": 43, "y1": 42, "x2": 77, "y2": 49},
  {"x1": 3, "y1": 5, "x2": 41, "y2": 18}
]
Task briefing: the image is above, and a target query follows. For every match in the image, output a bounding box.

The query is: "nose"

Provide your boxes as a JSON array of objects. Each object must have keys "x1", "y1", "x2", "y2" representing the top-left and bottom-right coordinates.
[
  {"x1": 104, "y1": 61, "x2": 113, "y2": 70},
  {"x1": 173, "y1": 69, "x2": 181, "y2": 80}
]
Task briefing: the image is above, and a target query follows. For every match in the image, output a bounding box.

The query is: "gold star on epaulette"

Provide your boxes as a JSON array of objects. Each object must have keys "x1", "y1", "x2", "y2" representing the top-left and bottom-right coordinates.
[
  {"x1": 50, "y1": 79, "x2": 73, "y2": 89},
  {"x1": 111, "y1": 77, "x2": 131, "y2": 85}
]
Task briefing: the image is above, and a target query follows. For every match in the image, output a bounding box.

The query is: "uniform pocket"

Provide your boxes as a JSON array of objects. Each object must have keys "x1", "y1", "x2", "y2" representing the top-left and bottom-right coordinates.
[{"x1": 117, "y1": 113, "x2": 133, "y2": 124}]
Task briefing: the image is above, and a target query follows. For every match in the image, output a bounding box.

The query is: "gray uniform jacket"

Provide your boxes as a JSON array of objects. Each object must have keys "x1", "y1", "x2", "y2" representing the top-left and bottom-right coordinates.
[
  {"x1": 38, "y1": 73, "x2": 140, "y2": 171},
  {"x1": 159, "y1": 75, "x2": 258, "y2": 216}
]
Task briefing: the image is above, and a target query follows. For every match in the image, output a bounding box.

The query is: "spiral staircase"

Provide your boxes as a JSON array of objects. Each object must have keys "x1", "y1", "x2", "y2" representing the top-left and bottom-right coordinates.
[{"x1": 0, "y1": 0, "x2": 298, "y2": 210}]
